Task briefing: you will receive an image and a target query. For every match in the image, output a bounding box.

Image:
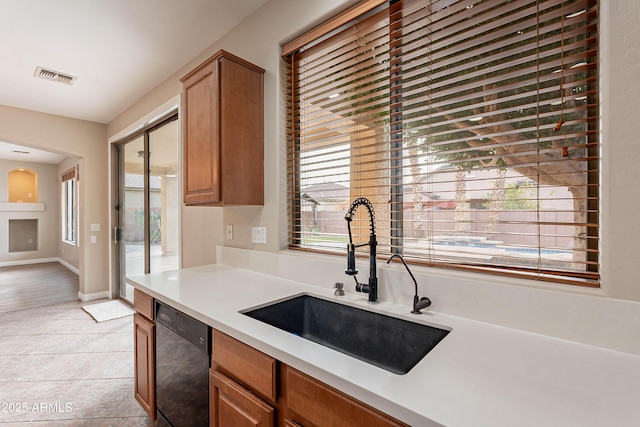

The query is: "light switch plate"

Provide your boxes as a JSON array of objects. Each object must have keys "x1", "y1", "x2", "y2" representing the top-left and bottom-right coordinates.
[
  {"x1": 91, "y1": 223, "x2": 100, "y2": 232},
  {"x1": 252, "y1": 227, "x2": 267, "y2": 244},
  {"x1": 226, "y1": 224, "x2": 233, "y2": 240}
]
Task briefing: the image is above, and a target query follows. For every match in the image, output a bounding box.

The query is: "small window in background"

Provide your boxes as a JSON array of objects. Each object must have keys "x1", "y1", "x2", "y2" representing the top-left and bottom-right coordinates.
[{"x1": 61, "y1": 167, "x2": 77, "y2": 244}]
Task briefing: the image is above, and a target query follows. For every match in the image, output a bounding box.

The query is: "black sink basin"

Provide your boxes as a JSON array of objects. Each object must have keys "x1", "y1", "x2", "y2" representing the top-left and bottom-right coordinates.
[{"x1": 242, "y1": 294, "x2": 449, "y2": 375}]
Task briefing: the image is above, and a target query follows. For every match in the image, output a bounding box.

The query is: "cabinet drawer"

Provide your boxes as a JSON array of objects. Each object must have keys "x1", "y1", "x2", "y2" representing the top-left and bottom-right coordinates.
[
  {"x1": 210, "y1": 369, "x2": 275, "y2": 427},
  {"x1": 286, "y1": 367, "x2": 408, "y2": 427},
  {"x1": 212, "y1": 329, "x2": 277, "y2": 402},
  {"x1": 133, "y1": 288, "x2": 153, "y2": 320}
]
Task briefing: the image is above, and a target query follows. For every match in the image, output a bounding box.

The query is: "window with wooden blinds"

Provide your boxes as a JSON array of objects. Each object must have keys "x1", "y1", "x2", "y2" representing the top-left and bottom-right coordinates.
[
  {"x1": 61, "y1": 166, "x2": 78, "y2": 244},
  {"x1": 284, "y1": 0, "x2": 599, "y2": 286}
]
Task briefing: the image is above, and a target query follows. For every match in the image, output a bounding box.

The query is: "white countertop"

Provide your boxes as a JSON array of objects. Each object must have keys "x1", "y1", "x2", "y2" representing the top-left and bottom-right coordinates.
[{"x1": 128, "y1": 264, "x2": 640, "y2": 427}]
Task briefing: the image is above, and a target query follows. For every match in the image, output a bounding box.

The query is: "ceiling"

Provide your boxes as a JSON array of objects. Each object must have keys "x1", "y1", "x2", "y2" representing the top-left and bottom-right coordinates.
[
  {"x1": 0, "y1": 0, "x2": 269, "y2": 126},
  {"x1": 0, "y1": 141, "x2": 69, "y2": 164}
]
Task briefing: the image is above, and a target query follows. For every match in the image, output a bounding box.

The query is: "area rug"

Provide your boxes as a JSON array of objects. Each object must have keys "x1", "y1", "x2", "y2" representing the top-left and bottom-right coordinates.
[{"x1": 82, "y1": 300, "x2": 135, "y2": 322}]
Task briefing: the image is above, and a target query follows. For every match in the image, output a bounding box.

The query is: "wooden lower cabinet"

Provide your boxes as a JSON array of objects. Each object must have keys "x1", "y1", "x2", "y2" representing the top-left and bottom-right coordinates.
[
  {"x1": 133, "y1": 312, "x2": 155, "y2": 420},
  {"x1": 213, "y1": 329, "x2": 277, "y2": 402},
  {"x1": 210, "y1": 369, "x2": 275, "y2": 427},
  {"x1": 133, "y1": 316, "x2": 409, "y2": 425},
  {"x1": 209, "y1": 329, "x2": 408, "y2": 427},
  {"x1": 283, "y1": 366, "x2": 408, "y2": 427}
]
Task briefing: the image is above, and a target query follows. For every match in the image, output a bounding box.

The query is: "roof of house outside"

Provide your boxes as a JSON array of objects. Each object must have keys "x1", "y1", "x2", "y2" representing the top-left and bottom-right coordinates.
[{"x1": 301, "y1": 182, "x2": 349, "y2": 204}]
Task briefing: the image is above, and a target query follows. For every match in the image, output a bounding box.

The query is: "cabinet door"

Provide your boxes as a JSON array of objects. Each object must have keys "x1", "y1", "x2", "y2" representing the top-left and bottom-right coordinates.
[
  {"x1": 182, "y1": 61, "x2": 221, "y2": 205},
  {"x1": 181, "y1": 50, "x2": 264, "y2": 206},
  {"x1": 218, "y1": 56, "x2": 264, "y2": 206},
  {"x1": 210, "y1": 369, "x2": 274, "y2": 427},
  {"x1": 134, "y1": 312, "x2": 156, "y2": 420}
]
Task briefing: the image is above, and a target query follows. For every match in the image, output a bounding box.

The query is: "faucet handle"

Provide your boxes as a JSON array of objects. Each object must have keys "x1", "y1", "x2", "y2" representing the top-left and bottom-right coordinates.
[
  {"x1": 345, "y1": 244, "x2": 358, "y2": 275},
  {"x1": 412, "y1": 296, "x2": 432, "y2": 314},
  {"x1": 333, "y1": 282, "x2": 345, "y2": 296}
]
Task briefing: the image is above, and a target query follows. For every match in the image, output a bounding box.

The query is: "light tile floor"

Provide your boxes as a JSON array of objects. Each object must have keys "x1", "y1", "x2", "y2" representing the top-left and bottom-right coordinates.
[{"x1": 0, "y1": 299, "x2": 153, "y2": 426}]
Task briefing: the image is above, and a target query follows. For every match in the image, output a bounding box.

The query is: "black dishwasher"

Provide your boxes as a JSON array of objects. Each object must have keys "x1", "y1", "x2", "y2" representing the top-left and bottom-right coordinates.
[{"x1": 155, "y1": 301, "x2": 210, "y2": 427}]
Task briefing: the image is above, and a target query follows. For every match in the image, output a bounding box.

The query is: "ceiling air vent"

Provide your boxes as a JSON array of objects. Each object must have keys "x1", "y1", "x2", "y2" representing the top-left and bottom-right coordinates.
[{"x1": 34, "y1": 66, "x2": 77, "y2": 85}]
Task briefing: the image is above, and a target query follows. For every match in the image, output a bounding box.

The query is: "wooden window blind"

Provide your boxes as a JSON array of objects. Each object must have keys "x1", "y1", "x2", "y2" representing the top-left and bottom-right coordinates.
[
  {"x1": 61, "y1": 167, "x2": 76, "y2": 182},
  {"x1": 285, "y1": 0, "x2": 599, "y2": 286}
]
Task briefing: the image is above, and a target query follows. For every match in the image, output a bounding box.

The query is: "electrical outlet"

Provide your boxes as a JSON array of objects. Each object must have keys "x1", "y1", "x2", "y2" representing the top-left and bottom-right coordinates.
[
  {"x1": 252, "y1": 227, "x2": 267, "y2": 244},
  {"x1": 226, "y1": 224, "x2": 233, "y2": 240}
]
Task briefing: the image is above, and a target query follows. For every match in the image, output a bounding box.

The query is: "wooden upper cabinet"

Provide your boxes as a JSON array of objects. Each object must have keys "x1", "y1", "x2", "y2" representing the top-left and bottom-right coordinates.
[{"x1": 181, "y1": 50, "x2": 265, "y2": 206}]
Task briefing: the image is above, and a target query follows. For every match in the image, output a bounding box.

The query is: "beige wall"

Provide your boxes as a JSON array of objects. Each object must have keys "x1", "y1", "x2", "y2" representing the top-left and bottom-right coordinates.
[
  {"x1": 107, "y1": 0, "x2": 355, "y2": 268},
  {"x1": 107, "y1": 0, "x2": 640, "y2": 302},
  {"x1": 0, "y1": 159, "x2": 59, "y2": 262},
  {"x1": 0, "y1": 105, "x2": 108, "y2": 296}
]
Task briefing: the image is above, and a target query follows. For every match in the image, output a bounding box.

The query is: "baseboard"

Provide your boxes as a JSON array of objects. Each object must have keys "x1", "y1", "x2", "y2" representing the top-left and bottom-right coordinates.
[
  {"x1": 57, "y1": 258, "x2": 80, "y2": 275},
  {"x1": 0, "y1": 257, "x2": 80, "y2": 275},
  {"x1": 0, "y1": 257, "x2": 60, "y2": 268},
  {"x1": 78, "y1": 291, "x2": 110, "y2": 302}
]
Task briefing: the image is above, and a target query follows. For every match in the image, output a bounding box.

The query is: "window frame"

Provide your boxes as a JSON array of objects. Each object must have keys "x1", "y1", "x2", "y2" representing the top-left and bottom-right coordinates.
[
  {"x1": 61, "y1": 167, "x2": 77, "y2": 245},
  {"x1": 284, "y1": 0, "x2": 600, "y2": 287}
]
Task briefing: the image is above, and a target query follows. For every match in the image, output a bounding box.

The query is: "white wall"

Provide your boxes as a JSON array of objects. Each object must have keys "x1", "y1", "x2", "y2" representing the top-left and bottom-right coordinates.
[
  {"x1": 0, "y1": 105, "x2": 108, "y2": 297},
  {"x1": 108, "y1": 1, "x2": 640, "y2": 302}
]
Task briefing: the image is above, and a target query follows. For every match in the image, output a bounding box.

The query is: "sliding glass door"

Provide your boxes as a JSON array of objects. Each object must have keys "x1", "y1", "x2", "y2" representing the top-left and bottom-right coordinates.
[{"x1": 115, "y1": 113, "x2": 180, "y2": 302}]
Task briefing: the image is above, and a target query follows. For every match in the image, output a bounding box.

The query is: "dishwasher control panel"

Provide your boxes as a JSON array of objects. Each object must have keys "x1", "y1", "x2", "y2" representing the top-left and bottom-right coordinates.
[{"x1": 155, "y1": 300, "x2": 210, "y2": 354}]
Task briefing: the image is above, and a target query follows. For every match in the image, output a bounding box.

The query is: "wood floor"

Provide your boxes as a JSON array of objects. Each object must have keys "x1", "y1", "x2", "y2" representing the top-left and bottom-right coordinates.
[{"x1": 0, "y1": 262, "x2": 79, "y2": 313}]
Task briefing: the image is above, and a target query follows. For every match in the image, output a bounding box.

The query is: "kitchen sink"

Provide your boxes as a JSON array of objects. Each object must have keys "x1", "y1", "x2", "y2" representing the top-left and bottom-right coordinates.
[{"x1": 242, "y1": 294, "x2": 449, "y2": 375}]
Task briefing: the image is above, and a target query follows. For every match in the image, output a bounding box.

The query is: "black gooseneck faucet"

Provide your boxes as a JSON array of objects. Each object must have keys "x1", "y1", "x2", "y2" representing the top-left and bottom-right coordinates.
[
  {"x1": 387, "y1": 253, "x2": 432, "y2": 314},
  {"x1": 344, "y1": 197, "x2": 378, "y2": 303}
]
